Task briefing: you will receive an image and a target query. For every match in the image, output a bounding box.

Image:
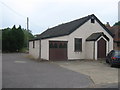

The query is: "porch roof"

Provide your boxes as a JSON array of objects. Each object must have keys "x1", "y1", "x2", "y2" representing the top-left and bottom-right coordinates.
[{"x1": 86, "y1": 32, "x2": 109, "y2": 41}]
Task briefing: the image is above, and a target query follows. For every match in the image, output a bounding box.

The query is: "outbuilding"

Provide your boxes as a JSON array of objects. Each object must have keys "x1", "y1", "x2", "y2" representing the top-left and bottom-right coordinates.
[{"x1": 29, "y1": 14, "x2": 113, "y2": 60}]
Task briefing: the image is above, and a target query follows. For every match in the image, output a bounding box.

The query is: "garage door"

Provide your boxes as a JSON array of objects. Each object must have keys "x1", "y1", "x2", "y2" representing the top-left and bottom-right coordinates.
[
  {"x1": 97, "y1": 38, "x2": 106, "y2": 58},
  {"x1": 49, "y1": 41, "x2": 67, "y2": 60}
]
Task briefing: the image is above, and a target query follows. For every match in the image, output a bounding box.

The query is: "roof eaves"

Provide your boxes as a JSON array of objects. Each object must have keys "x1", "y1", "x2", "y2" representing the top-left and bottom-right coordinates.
[
  {"x1": 86, "y1": 34, "x2": 101, "y2": 41},
  {"x1": 40, "y1": 33, "x2": 69, "y2": 40},
  {"x1": 86, "y1": 39, "x2": 95, "y2": 41}
]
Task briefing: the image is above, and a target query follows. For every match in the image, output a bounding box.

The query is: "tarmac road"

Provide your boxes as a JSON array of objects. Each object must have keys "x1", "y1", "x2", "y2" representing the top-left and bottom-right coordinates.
[{"x1": 2, "y1": 53, "x2": 93, "y2": 88}]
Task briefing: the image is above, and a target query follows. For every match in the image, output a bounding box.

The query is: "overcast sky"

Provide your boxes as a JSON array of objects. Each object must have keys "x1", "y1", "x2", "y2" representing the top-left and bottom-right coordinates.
[{"x1": 0, "y1": 0, "x2": 119, "y2": 35}]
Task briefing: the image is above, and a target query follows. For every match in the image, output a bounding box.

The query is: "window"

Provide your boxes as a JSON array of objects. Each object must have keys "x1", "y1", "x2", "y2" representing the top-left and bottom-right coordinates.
[
  {"x1": 75, "y1": 38, "x2": 82, "y2": 52},
  {"x1": 49, "y1": 43, "x2": 53, "y2": 48},
  {"x1": 114, "y1": 51, "x2": 120, "y2": 57},
  {"x1": 91, "y1": 17, "x2": 95, "y2": 23},
  {"x1": 33, "y1": 41, "x2": 35, "y2": 48},
  {"x1": 54, "y1": 43, "x2": 58, "y2": 48},
  {"x1": 49, "y1": 42, "x2": 58, "y2": 48},
  {"x1": 59, "y1": 43, "x2": 67, "y2": 48},
  {"x1": 59, "y1": 43, "x2": 63, "y2": 48}
]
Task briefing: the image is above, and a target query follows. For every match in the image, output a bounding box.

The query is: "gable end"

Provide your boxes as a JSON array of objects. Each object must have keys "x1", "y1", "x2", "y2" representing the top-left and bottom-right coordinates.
[{"x1": 91, "y1": 14, "x2": 114, "y2": 37}]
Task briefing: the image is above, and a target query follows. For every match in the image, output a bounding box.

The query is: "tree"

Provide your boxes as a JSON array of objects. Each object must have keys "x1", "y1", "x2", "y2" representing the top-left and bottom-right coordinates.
[
  {"x1": 2, "y1": 28, "x2": 11, "y2": 52},
  {"x1": 2, "y1": 25, "x2": 34, "y2": 52},
  {"x1": 23, "y1": 29, "x2": 34, "y2": 48},
  {"x1": 2, "y1": 25, "x2": 24, "y2": 52},
  {"x1": 16, "y1": 25, "x2": 25, "y2": 51},
  {"x1": 9, "y1": 25, "x2": 18, "y2": 52},
  {"x1": 113, "y1": 21, "x2": 120, "y2": 26}
]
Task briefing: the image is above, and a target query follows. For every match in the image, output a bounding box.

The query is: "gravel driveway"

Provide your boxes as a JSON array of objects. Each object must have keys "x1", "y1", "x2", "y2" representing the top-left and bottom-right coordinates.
[{"x1": 2, "y1": 53, "x2": 93, "y2": 88}]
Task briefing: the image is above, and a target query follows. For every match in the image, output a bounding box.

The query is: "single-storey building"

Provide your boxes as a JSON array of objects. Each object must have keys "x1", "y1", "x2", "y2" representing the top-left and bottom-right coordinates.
[{"x1": 29, "y1": 14, "x2": 113, "y2": 61}]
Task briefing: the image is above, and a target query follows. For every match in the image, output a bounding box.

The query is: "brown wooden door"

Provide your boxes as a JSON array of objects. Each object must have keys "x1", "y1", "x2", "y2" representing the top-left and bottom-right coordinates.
[
  {"x1": 49, "y1": 41, "x2": 67, "y2": 60},
  {"x1": 97, "y1": 38, "x2": 106, "y2": 58}
]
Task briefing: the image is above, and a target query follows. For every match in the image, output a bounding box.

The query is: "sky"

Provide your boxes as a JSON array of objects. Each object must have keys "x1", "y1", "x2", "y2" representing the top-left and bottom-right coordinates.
[{"x1": 0, "y1": 0, "x2": 119, "y2": 35}]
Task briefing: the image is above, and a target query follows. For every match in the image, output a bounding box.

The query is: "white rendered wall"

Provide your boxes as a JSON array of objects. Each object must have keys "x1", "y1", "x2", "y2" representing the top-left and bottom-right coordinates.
[
  {"x1": 29, "y1": 40, "x2": 40, "y2": 59},
  {"x1": 85, "y1": 41, "x2": 94, "y2": 59}
]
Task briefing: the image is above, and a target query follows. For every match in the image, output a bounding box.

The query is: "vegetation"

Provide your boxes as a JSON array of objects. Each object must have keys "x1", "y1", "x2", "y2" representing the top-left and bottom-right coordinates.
[
  {"x1": 113, "y1": 21, "x2": 120, "y2": 26},
  {"x1": 2, "y1": 25, "x2": 34, "y2": 52},
  {"x1": 23, "y1": 29, "x2": 34, "y2": 47}
]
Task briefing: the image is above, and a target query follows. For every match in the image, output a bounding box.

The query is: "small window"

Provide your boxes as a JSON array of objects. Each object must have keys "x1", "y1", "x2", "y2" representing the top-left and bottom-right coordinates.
[
  {"x1": 49, "y1": 43, "x2": 53, "y2": 48},
  {"x1": 59, "y1": 43, "x2": 63, "y2": 48},
  {"x1": 63, "y1": 43, "x2": 67, "y2": 48},
  {"x1": 91, "y1": 19, "x2": 95, "y2": 23},
  {"x1": 54, "y1": 43, "x2": 58, "y2": 48},
  {"x1": 75, "y1": 38, "x2": 82, "y2": 52},
  {"x1": 33, "y1": 41, "x2": 35, "y2": 48},
  {"x1": 91, "y1": 17, "x2": 95, "y2": 23}
]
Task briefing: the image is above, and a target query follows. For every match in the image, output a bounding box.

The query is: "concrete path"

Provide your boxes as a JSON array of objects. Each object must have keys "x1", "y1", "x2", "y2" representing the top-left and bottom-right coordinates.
[
  {"x1": 51, "y1": 60, "x2": 119, "y2": 88},
  {"x1": 2, "y1": 53, "x2": 93, "y2": 88}
]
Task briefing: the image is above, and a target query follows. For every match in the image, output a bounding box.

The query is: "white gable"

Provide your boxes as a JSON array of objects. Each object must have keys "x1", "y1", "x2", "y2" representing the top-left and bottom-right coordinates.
[{"x1": 67, "y1": 19, "x2": 113, "y2": 60}]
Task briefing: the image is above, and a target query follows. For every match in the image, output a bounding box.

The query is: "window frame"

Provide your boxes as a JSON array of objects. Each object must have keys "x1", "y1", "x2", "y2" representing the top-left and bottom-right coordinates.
[{"x1": 74, "y1": 38, "x2": 82, "y2": 52}]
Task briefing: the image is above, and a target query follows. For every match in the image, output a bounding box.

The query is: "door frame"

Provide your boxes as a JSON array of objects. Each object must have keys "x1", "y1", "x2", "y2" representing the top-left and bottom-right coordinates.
[{"x1": 94, "y1": 36, "x2": 108, "y2": 60}]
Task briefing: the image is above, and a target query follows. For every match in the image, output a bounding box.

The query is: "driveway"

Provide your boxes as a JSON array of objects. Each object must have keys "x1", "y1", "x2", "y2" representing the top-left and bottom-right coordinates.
[
  {"x1": 2, "y1": 53, "x2": 93, "y2": 88},
  {"x1": 51, "y1": 60, "x2": 119, "y2": 88}
]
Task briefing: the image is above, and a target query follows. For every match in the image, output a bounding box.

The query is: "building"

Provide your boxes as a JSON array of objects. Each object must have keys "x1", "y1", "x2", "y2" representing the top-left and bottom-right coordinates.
[
  {"x1": 106, "y1": 24, "x2": 120, "y2": 50},
  {"x1": 29, "y1": 14, "x2": 113, "y2": 60}
]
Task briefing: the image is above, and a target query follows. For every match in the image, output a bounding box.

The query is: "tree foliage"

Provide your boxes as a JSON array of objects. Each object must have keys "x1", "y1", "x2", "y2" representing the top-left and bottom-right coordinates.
[
  {"x1": 113, "y1": 21, "x2": 120, "y2": 26},
  {"x1": 2, "y1": 25, "x2": 34, "y2": 52},
  {"x1": 23, "y1": 29, "x2": 34, "y2": 47}
]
